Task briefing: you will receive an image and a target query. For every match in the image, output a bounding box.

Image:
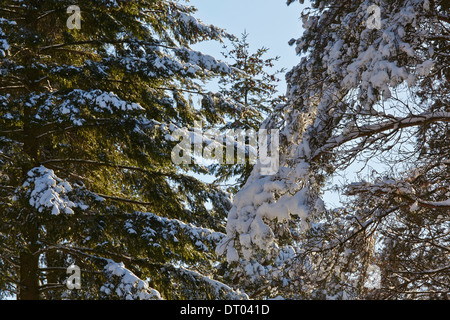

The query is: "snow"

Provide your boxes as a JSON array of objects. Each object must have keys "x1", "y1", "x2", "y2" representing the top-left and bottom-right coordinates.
[
  {"x1": 416, "y1": 60, "x2": 434, "y2": 76},
  {"x1": 1, "y1": 0, "x2": 446, "y2": 300},
  {"x1": 177, "y1": 48, "x2": 233, "y2": 75},
  {"x1": 29, "y1": 89, "x2": 145, "y2": 126},
  {"x1": 226, "y1": 245, "x2": 239, "y2": 263},
  {"x1": 256, "y1": 187, "x2": 309, "y2": 223},
  {"x1": 314, "y1": 111, "x2": 450, "y2": 158},
  {"x1": 410, "y1": 201, "x2": 420, "y2": 212},
  {"x1": 419, "y1": 198, "x2": 450, "y2": 208},
  {"x1": 170, "y1": 6, "x2": 231, "y2": 43},
  {"x1": 364, "y1": 265, "x2": 381, "y2": 290},
  {"x1": 93, "y1": 91, "x2": 144, "y2": 112},
  {"x1": 125, "y1": 211, "x2": 225, "y2": 252},
  {"x1": 102, "y1": 260, "x2": 162, "y2": 300},
  {"x1": 175, "y1": 266, "x2": 248, "y2": 300},
  {"x1": 218, "y1": 164, "x2": 311, "y2": 262},
  {"x1": 24, "y1": 166, "x2": 85, "y2": 215},
  {"x1": 216, "y1": 0, "x2": 449, "y2": 282},
  {"x1": 0, "y1": 18, "x2": 14, "y2": 56}
]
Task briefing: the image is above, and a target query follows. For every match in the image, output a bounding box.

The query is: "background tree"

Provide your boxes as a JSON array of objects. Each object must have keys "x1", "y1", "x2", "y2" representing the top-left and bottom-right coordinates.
[
  {"x1": 217, "y1": 0, "x2": 449, "y2": 299},
  {"x1": 209, "y1": 31, "x2": 286, "y2": 192},
  {"x1": 0, "y1": 0, "x2": 250, "y2": 300},
  {"x1": 219, "y1": 31, "x2": 286, "y2": 130}
]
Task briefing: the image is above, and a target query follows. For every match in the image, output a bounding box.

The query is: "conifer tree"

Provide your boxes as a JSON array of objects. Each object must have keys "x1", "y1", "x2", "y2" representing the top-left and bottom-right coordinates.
[
  {"x1": 211, "y1": 32, "x2": 286, "y2": 192},
  {"x1": 0, "y1": 0, "x2": 248, "y2": 300},
  {"x1": 219, "y1": 31, "x2": 286, "y2": 131}
]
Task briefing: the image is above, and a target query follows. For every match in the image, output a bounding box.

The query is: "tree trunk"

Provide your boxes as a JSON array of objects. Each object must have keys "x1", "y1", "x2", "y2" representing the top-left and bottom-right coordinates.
[
  {"x1": 18, "y1": 217, "x2": 40, "y2": 300},
  {"x1": 18, "y1": 250, "x2": 40, "y2": 300},
  {"x1": 18, "y1": 107, "x2": 41, "y2": 300}
]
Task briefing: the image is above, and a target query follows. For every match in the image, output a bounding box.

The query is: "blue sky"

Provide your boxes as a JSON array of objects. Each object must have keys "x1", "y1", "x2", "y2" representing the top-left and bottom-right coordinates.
[{"x1": 190, "y1": 0, "x2": 306, "y2": 95}]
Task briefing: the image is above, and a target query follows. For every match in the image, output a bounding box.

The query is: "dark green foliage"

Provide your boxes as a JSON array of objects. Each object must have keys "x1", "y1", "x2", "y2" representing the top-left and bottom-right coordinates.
[
  {"x1": 210, "y1": 32, "x2": 286, "y2": 191},
  {"x1": 0, "y1": 0, "x2": 247, "y2": 300}
]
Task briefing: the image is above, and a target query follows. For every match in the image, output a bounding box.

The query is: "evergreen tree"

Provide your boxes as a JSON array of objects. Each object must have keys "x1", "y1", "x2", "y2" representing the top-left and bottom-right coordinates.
[
  {"x1": 211, "y1": 32, "x2": 286, "y2": 192},
  {"x1": 0, "y1": 0, "x2": 248, "y2": 300},
  {"x1": 219, "y1": 31, "x2": 285, "y2": 131},
  {"x1": 217, "y1": 0, "x2": 449, "y2": 299}
]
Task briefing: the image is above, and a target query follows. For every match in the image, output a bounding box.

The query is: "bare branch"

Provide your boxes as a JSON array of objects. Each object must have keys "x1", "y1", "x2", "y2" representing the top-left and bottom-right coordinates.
[{"x1": 313, "y1": 112, "x2": 450, "y2": 160}]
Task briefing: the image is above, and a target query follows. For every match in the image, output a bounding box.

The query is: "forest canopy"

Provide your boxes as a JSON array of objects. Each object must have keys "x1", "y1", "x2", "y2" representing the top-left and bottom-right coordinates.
[{"x1": 0, "y1": 0, "x2": 448, "y2": 300}]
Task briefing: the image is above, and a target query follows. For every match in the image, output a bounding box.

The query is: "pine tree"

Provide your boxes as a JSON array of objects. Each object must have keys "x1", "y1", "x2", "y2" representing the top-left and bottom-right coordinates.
[
  {"x1": 210, "y1": 31, "x2": 286, "y2": 192},
  {"x1": 217, "y1": 0, "x2": 449, "y2": 299},
  {"x1": 219, "y1": 31, "x2": 285, "y2": 130},
  {"x1": 0, "y1": 0, "x2": 248, "y2": 300}
]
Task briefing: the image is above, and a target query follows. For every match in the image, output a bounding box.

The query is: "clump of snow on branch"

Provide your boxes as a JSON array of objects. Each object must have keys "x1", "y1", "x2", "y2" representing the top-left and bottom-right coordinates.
[
  {"x1": 0, "y1": 18, "x2": 14, "y2": 57},
  {"x1": 22, "y1": 166, "x2": 88, "y2": 215},
  {"x1": 22, "y1": 89, "x2": 145, "y2": 126},
  {"x1": 172, "y1": 265, "x2": 249, "y2": 300},
  {"x1": 101, "y1": 260, "x2": 162, "y2": 300},
  {"x1": 167, "y1": 1, "x2": 233, "y2": 43},
  {"x1": 124, "y1": 211, "x2": 225, "y2": 252},
  {"x1": 176, "y1": 48, "x2": 234, "y2": 75}
]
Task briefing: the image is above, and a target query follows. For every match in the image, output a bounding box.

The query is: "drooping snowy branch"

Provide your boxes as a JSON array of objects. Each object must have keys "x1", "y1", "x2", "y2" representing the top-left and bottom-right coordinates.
[
  {"x1": 0, "y1": 17, "x2": 14, "y2": 57},
  {"x1": 346, "y1": 176, "x2": 450, "y2": 211},
  {"x1": 124, "y1": 211, "x2": 225, "y2": 254},
  {"x1": 21, "y1": 166, "x2": 88, "y2": 215},
  {"x1": 162, "y1": 265, "x2": 249, "y2": 300},
  {"x1": 313, "y1": 111, "x2": 450, "y2": 160},
  {"x1": 101, "y1": 260, "x2": 162, "y2": 300}
]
